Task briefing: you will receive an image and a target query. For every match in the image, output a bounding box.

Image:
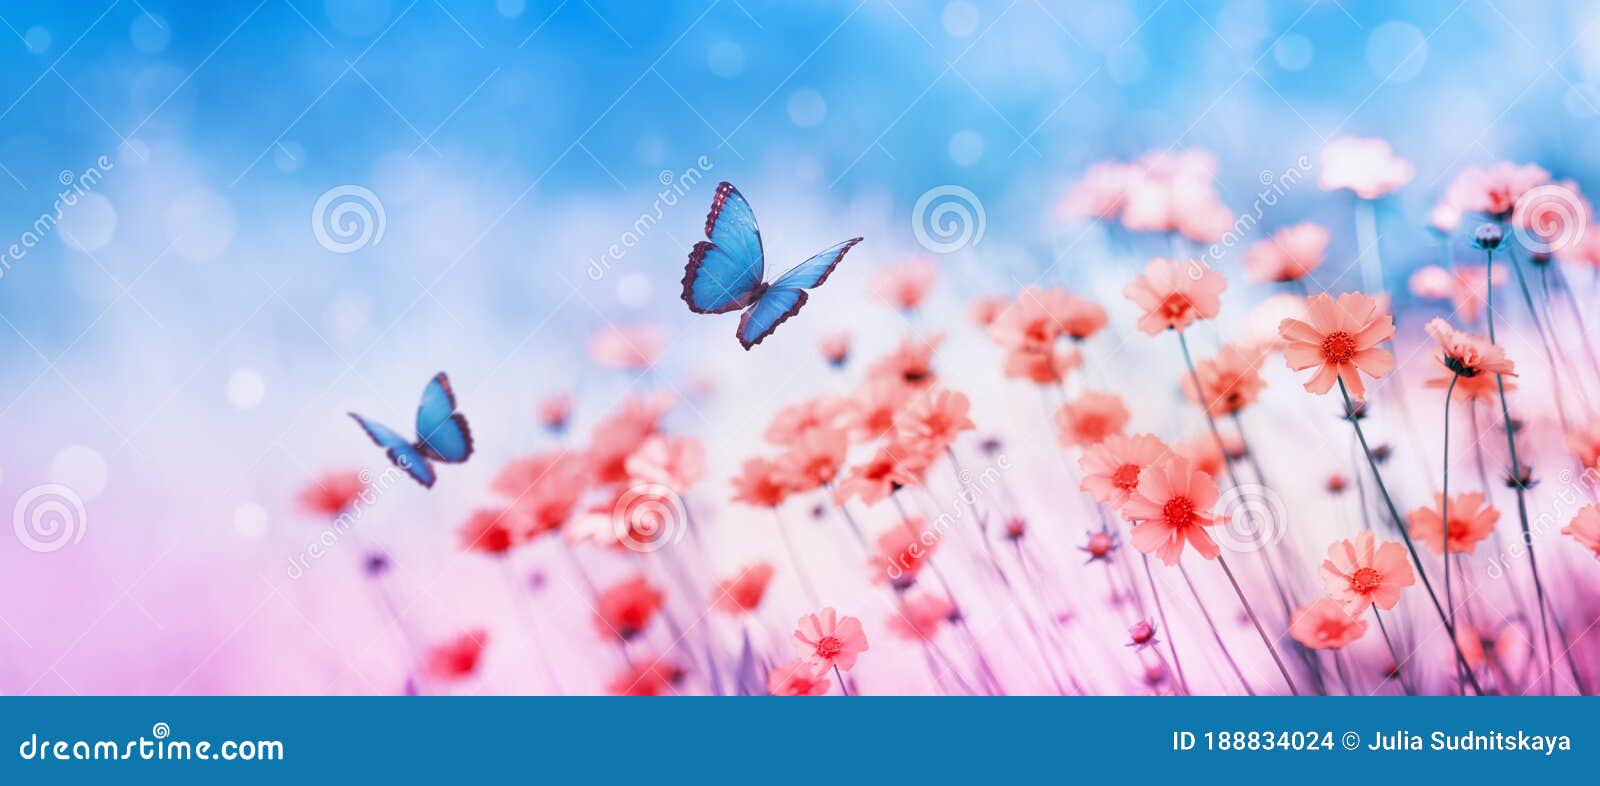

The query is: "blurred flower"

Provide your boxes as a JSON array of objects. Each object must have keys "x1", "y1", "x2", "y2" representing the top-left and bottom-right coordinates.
[
  {"x1": 458, "y1": 507, "x2": 524, "y2": 555},
  {"x1": 872, "y1": 257, "x2": 939, "y2": 311},
  {"x1": 492, "y1": 452, "x2": 588, "y2": 538},
  {"x1": 296, "y1": 469, "x2": 367, "y2": 517},
  {"x1": 894, "y1": 389, "x2": 975, "y2": 455},
  {"x1": 1172, "y1": 431, "x2": 1236, "y2": 478},
  {"x1": 1080, "y1": 530, "x2": 1117, "y2": 562},
  {"x1": 1408, "y1": 492, "x2": 1499, "y2": 555},
  {"x1": 730, "y1": 457, "x2": 791, "y2": 508},
  {"x1": 1079, "y1": 433, "x2": 1170, "y2": 508},
  {"x1": 423, "y1": 629, "x2": 488, "y2": 682},
  {"x1": 1122, "y1": 257, "x2": 1227, "y2": 335},
  {"x1": 1278, "y1": 292, "x2": 1394, "y2": 401},
  {"x1": 1320, "y1": 531, "x2": 1415, "y2": 616},
  {"x1": 1183, "y1": 344, "x2": 1268, "y2": 416},
  {"x1": 1289, "y1": 598, "x2": 1368, "y2": 649},
  {"x1": 713, "y1": 562, "x2": 776, "y2": 614},
  {"x1": 794, "y1": 607, "x2": 869, "y2": 670},
  {"x1": 1002, "y1": 342, "x2": 1082, "y2": 384},
  {"x1": 1562, "y1": 505, "x2": 1600, "y2": 555},
  {"x1": 1122, "y1": 457, "x2": 1224, "y2": 565},
  {"x1": 1054, "y1": 390, "x2": 1131, "y2": 448},
  {"x1": 765, "y1": 395, "x2": 848, "y2": 446},
  {"x1": 1441, "y1": 162, "x2": 1550, "y2": 219},
  {"x1": 537, "y1": 393, "x2": 571, "y2": 433},
  {"x1": 1059, "y1": 293, "x2": 1109, "y2": 341},
  {"x1": 767, "y1": 658, "x2": 831, "y2": 696},
  {"x1": 593, "y1": 575, "x2": 664, "y2": 641},
  {"x1": 841, "y1": 375, "x2": 913, "y2": 442},
  {"x1": 1566, "y1": 419, "x2": 1600, "y2": 472},
  {"x1": 1061, "y1": 160, "x2": 1136, "y2": 220},
  {"x1": 888, "y1": 591, "x2": 955, "y2": 641},
  {"x1": 833, "y1": 444, "x2": 930, "y2": 507},
  {"x1": 608, "y1": 660, "x2": 683, "y2": 696},
  {"x1": 869, "y1": 518, "x2": 939, "y2": 585},
  {"x1": 868, "y1": 332, "x2": 943, "y2": 390},
  {"x1": 587, "y1": 323, "x2": 665, "y2": 369},
  {"x1": 625, "y1": 435, "x2": 706, "y2": 493},
  {"x1": 819, "y1": 331, "x2": 851, "y2": 368},
  {"x1": 587, "y1": 395, "x2": 671, "y2": 484},
  {"x1": 1319, "y1": 137, "x2": 1413, "y2": 199},
  {"x1": 1431, "y1": 202, "x2": 1463, "y2": 234},
  {"x1": 1407, "y1": 264, "x2": 1506, "y2": 322},
  {"x1": 967, "y1": 295, "x2": 1008, "y2": 328},
  {"x1": 1127, "y1": 620, "x2": 1158, "y2": 648},
  {"x1": 775, "y1": 427, "x2": 850, "y2": 492},
  {"x1": 1243, "y1": 222, "x2": 1329, "y2": 283}
]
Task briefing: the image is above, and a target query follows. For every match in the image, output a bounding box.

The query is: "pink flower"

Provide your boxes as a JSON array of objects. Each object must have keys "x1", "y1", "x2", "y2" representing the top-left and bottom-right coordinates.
[
  {"x1": 1289, "y1": 598, "x2": 1368, "y2": 649},
  {"x1": 833, "y1": 444, "x2": 930, "y2": 507},
  {"x1": 1442, "y1": 162, "x2": 1550, "y2": 219},
  {"x1": 794, "y1": 607, "x2": 869, "y2": 670},
  {"x1": 296, "y1": 470, "x2": 367, "y2": 517},
  {"x1": 1079, "y1": 433, "x2": 1171, "y2": 508},
  {"x1": 1423, "y1": 317, "x2": 1517, "y2": 403},
  {"x1": 593, "y1": 575, "x2": 665, "y2": 641},
  {"x1": 625, "y1": 435, "x2": 706, "y2": 492},
  {"x1": 774, "y1": 427, "x2": 850, "y2": 492},
  {"x1": 536, "y1": 393, "x2": 571, "y2": 432},
  {"x1": 423, "y1": 629, "x2": 488, "y2": 682},
  {"x1": 1121, "y1": 457, "x2": 1225, "y2": 566},
  {"x1": 1054, "y1": 390, "x2": 1130, "y2": 448},
  {"x1": 967, "y1": 295, "x2": 1009, "y2": 328},
  {"x1": 1408, "y1": 492, "x2": 1499, "y2": 555},
  {"x1": 1243, "y1": 222, "x2": 1329, "y2": 283},
  {"x1": 1319, "y1": 531, "x2": 1415, "y2": 616},
  {"x1": 869, "y1": 518, "x2": 939, "y2": 585},
  {"x1": 1408, "y1": 265, "x2": 1506, "y2": 322},
  {"x1": 764, "y1": 396, "x2": 848, "y2": 447},
  {"x1": 988, "y1": 286, "x2": 1074, "y2": 348},
  {"x1": 1562, "y1": 505, "x2": 1600, "y2": 555},
  {"x1": 819, "y1": 331, "x2": 851, "y2": 367},
  {"x1": 1318, "y1": 137, "x2": 1413, "y2": 199},
  {"x1": 872, "y1": 257, "x2": 939, "y2": 311},
  {"x1": 841, "y1": 375, "x2": 913, "y2": 442},
  {"x1": 608, "y1": 660, "x2": 684, "y2": 696},
  {"x1": 458, "y1": 507, "x2": 524, "y2": 555},
  {"x1": 767, "y1": 658, "x2": 831, "y2": 696},
  {"x1": 1122, "y1": 257, "x2": 1227, "y2": 335},
  {"x1": 587, "y1": 323, "x2": 665, "y2": 369},
  {"x1": 713, "y1": 562, "x2": 776, "y2": 614},
  {"x1": 587, "y1": 395, "x2": 671, "y2": 485},
  {"x1": 491, "y1": 453, "x2": 588, "y2": 537},
  {"x1": 1061, "y1": 161, "x2": 1136, "y2": 220},
  {"x1": 1171, "y1": 431, "x2": 1236, "y2": 479},
  {"x1": 1182, "y1": 344, "x2": 1268, "y2": 416},
  {"x1": 894, "y1": 389, "x2": 975, "y2": 455},
  {"x1": 1567, "y1": 420, "x2": 1600, "y2": 472},
  {"x1": 868, "y1": 332, "x2": 943, "y2": 390},
  {"x1": 887, "y1": 591, "x2": 955, "y2": 641},
  {"x1": 730, "y1": 457, "x2": 791, "y2": 508},
  {"x1": 1278, "y1": 292, "x2": 1395, "y2": 401}
]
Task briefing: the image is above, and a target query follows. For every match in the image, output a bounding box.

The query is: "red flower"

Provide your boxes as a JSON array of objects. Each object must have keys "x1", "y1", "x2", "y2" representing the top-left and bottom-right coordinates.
[
  {"x1": 607, "y1": 659, "x2": 683, "y2": 696},
  {"x1": 1054, "y1": 391, "x2": 1130, "y2": 448},
  {"x1": 1289, "y1": 598, "x2": 1367, "y2": 650},
  {"x1": 767, "y1": 658, "x2": 830, "y2": 696},
  {"x1": 794, "y1": 607, "x2": 869, "y2": 670},
  {"x1": 871, "y1": 257, "x2": 938, "y2": 311},
  {"x1": 458, "y1": 507, "x2": 525, "y2": 555},
  {"x1": 886, "y1": 591, "x2": 955, "y2": 641},
  {"x1": 774, "y1": 427, "x2": 850, "y2": 492},
  {"x1": 423, "y1": 629, "x2": 488, "y2": 682},
  {"x1": 296, "y1": 470, "x2": 366, "y2": 517},
  {"x1": 713, "y1": 562, "x2": 776, "y2": 614},
  {"x1": 1121, "y1": 458, "x2": 1226, "y2": 566},
  {"x1": 868, "y1": 518, "x2": 939, "y2": 585},
  {"x1": 894, "y1": 389, "x2": 975, "y2": 455},
  {"x1": 1122, "y1": 257, "x2": 1227, "y2": 335},
  {"x1": 867, "y1": 332, "x2": 943, "y2": 389},
  {"x1": 593, "y1": 576, "x2": 665, "y2": 641},
  {"x1": 833, "y1": 444, "x2": 930, "y2": 507},
  {"x1": 1182, "y1": 344, "x2": 1268, "y2": 416},
  {"x1": 730, "y1": 457, "x2": 791, "y2": 508}
]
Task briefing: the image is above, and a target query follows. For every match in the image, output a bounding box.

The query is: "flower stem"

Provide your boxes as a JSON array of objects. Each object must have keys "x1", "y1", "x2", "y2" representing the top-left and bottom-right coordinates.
[
  {"x1": 1216, "y1": 554, "x2": 1300, "y2": 695},
  {"x1": 772, "y1": 509, "x2": 820, "y2": 608},
  {"x1": 1338, "y1": 378, "x2": 1483, "y2": 694},
  {"x1": 1140, "y1": 553, "x2": 1191, "y2": 695},
  {"x1": 1372, "y1": 609, "x2": 1414, "y2": 695},
  {"x1": 1442, "y1": 372, "x2": 1461, "y2": 692},
  {"x1": 1178, "y1": 563, "x2": 1256, "y2": 695},
  {"x1": 833, "y1": 664, "x2": 852, "y2": 696}
]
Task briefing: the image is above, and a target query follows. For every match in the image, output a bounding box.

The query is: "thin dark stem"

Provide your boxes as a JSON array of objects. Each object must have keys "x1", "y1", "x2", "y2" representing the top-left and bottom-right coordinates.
[
  {"x1": 1442, "y1": 372, "x2": 1460, "y2": 691},
  {"x1": 1141, "y1": 554, "x2": 1190, "y2": 695},
  {"x1": 833, "y1": 664, "x2": 852, "y2": 696},
  {"x1": 1373, "y1": 609, "x2": 1414, "y2": 695},
  {"x1": 772, "y1": 509, "x2": 820, "y2": 607},
  {"x1": 1178, "y1": 563, "x2": 1256, "y2": 695},
  {"x1": 1338, "y1": 378, "x2": 1483, "y2": 694},
  {"x1": 1217, "y1": 555, "x2": 1299, "y2": 695}
]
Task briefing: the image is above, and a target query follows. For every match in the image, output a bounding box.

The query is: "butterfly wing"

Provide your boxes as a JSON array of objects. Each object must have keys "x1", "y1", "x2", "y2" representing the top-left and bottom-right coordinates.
[
  {"x1": 735, "y1": 238, "x2": 863, "y2": 350},
  {"x1": 350, "y1": 413, "x2": 437, "y2": 488},
  {"x1": 415, "y1": 372, "x2": 474, "y2": 464},
  {"x1": 681, "y1": 182, "x2": 766, "y2": 314}
]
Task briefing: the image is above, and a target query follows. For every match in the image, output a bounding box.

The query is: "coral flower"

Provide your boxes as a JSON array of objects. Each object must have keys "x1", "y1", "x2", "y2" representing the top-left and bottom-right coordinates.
[
  {"x1": 593, "y1": 575, "x2": 665, "y2": 641},
  {"x1": 818, "y1": 331, "x2": 851, "y2": 368},
  {"x1": 458, "y1": 507, "x2": 525, "y2": 555},
  {"x1": 624, "y1": 435, "x2": 706, "y2": 492},
  {"x1": 586, "y1": 395, "x2": 670, "y2": 484},
  {"x1": 1319, "y1": 531, "x2": 1415, "y2": 615},
  {"x1": 1278, "y1": 292, "x2": 1395, "y2": 401},
  {"x1": 1172, "y1": 431, "x2": 1236, "y2": 478},
  {"x1": 767, "y1": 658, "x2": 831, "y2": 696},
  {"x1": 423, "y1": 629, "x2": 488, "y2": 682},
  {"x1": 608, "y1": 660, "x2": 684, "y2": 696},
  {"x1": 868, "y1": 519, "x2": 940, "y2": 585},
  {"x1": 1002, "y1": 342, "x2": 1082, "y2": 384},
  {"x1": 1567, "y1": 419, "x2": 1600, "y2": 472},
  {"x1": 1318, "y1": 137, "x2": 1414, "y2": 199},
  {"x1": 764, "y1": 395, "x2": 848, "y2": 446},
  {"x1": 1561, "y1": 504, "x2": 1600, "y2": 555},
  {"x1": 793, "y1": 607, "x2": 869, "y2": 670},
  {"x1": 1289, "y1": 598, "x2": 1369, "y2": 650},
  {"x1": 1054, "y1": 390, "x2": 1131, "y2": 448},
  {"x1": 1058, "y1": 293, "x2": 1109, "y2": 341},
  {"x1": 1122, "y1": 257, "x2": 1227, "y2": 335},
  {"x1": 1441, "y1": 162, "x2": 1550, "y2": 219},
  {"x1": 296, "y1": 470, "x2": 367, "y2": 517},
  {"x1": 1408, "y1": 492, "x2": 1499, "y2": 555},
  {"x1": 894, "y1": 389, "x2": 976, "y2": 454},
  {"x1": 587, "y1": 323, "x2": 665, "y2": 369},
  {"x1": 1408, "y1": 264, "x2": 1505, "y2": 322},
  {"x1": 987, "y1": 286, "x2": 1073, "y2": 348},
  {"x1": 868, "y1": 332, "x2": 944, "y2": 389},
  {"x1": 967, "y1": 295, "x2": 1009, "y2": 327},
  {"x1": 713, "y1": 562, "x2": 776, "y2": 614},
  {"x1": 1243, "y1": 222, "x2": 1329, "y2": 283},
  {"x1": 841, "y1": 375, "x2": 913, "y2": 441},
  {"x1": 536, "y1": 393, "x2": 571, "y2": 432},
  {"x1": 1079, "y1": 433, "x2": 1171, "y2": 508},
  {"x1": 1183, "y1": 344, "x2": 1267, "y2": 416},
  {"x1": 872, "y1": 257, "x2": 939, "y2": 311},
  {"x1": 887, "y1": 591, "x2": 956, "y2": 641},
  {"x1": 774, "y1": 427, "x2": 850, "y2": 492},
  {"x1": 1061, "y1": 160, "x2": 1135, "y2": 220},
  {"x1": 1120, "y1": 457, "x2": 1225, "y2": 566},
  {"x1": 1423, "y1": 317, "x2": 1517, "y2": 403},
  {"x1": 833, "y1": 444, "x2": 930, "y2": 507},
  {"x1": 730, "y1": 457, "x2": 791, "y2": 508}
]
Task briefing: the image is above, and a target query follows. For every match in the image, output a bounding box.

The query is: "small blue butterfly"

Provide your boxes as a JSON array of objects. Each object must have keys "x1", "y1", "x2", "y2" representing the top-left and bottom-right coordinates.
[
  {"x1": 682, "y1": 182, "x2": 862, "y2": 349},
  {"x1": 349, "y1": 372, "x2": 474, "y2": 488}
]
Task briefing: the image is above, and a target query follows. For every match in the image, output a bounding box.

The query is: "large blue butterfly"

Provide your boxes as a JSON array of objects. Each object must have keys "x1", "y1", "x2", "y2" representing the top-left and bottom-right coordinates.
[
  {"x1": 681, "y1": 182, "x2": 862, "y2": 349},
  {"x1": 349, "y1": 372, "x2": 474, "y2": 488}
]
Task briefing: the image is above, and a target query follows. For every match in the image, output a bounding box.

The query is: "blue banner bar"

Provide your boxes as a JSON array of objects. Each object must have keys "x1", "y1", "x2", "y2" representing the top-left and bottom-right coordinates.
[{"x1": 1, "y1": 698, "x2": 1593, "y2": 783}]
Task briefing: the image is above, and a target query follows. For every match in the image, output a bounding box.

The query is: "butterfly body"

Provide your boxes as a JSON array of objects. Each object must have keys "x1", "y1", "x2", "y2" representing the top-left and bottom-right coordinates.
[
  {"x1": 349, "y1": 372, "x2": 474, "y2": 488},
  {"x1": 681, "y1": 182, "x2": 861, "y2": 349}
]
